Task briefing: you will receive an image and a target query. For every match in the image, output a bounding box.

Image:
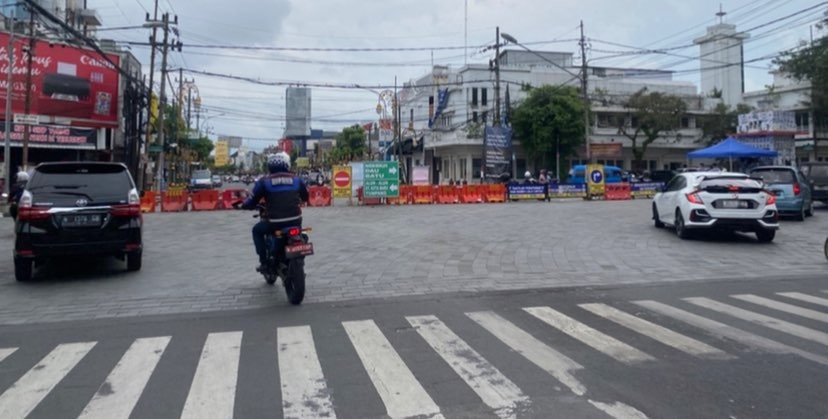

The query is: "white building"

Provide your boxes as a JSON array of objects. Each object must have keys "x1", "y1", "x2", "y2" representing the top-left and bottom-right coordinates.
[{"x1": 693, "y1": 22, "x2": 750, "y2": 107}]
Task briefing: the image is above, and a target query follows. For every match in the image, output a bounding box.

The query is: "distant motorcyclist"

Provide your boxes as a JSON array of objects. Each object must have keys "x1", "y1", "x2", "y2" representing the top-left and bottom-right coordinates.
[{"x1": 239, "y1": 152, "x2": 309, "y2": 272}]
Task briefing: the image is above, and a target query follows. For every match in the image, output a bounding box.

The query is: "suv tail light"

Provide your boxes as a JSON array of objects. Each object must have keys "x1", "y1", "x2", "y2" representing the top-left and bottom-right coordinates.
[
  {"x1": 685, "y1": 190, "x2": 704, "y2": 204},
  {"x1": 793, "y1": 183, "x2": 801, "y2": 196},
  {"x1": 764, "y1": 191, "x2": 776, "y2": 205},
  {"x1": 17, "y1": 191, "x2": 50, "y2": 220},
  {"x1": 128, "y1": 188, "x2": 140, "y2": 205}
]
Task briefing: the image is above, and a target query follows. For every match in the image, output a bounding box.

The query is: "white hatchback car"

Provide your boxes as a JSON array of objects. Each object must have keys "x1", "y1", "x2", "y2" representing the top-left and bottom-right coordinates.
[{"x1": 652, "y1": 172, "x2": 780, "y2": 242}]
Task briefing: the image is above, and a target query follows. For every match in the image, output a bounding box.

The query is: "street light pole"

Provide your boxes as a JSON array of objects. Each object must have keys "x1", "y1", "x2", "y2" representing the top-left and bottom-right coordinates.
[
  {"x1": 3, "y1": 11, "x2": 15, "y2": 195},
  {"x1": 21, "y1": 9, "x2": 34, "y2": 169},
  {"x1": 580, "y1": 20, "x2": 591, "y2": 163},
  {"x1": 155, "y1": 13, "x2": 170, "y2": 192}
]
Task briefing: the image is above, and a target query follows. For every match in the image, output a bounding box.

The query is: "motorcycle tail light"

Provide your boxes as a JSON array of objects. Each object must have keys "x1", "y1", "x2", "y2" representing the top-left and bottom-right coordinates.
[{"x1": 287, "y1": 227, "x2": 301, "y2": 236}]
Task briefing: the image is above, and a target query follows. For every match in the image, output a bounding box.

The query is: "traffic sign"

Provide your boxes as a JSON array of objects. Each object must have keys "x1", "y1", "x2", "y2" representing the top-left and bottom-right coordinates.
[
  {"x1": 586, "y1": 164, "x2": 605, "y2": 197},
  {"x1": 590, "y1": 170, "x2": 603, "y2": 184},
  {"x1": 363, "y1": 161, "x2": 399, "y2": 198},
  {"x1": 332, "y1": 165, "x2": 352, "y2": 198}
]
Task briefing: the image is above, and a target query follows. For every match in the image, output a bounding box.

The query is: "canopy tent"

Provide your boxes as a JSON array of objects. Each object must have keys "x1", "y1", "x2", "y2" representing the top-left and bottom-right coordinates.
[{"x1": 687, "y1": 137, "x2": 778, "y2": 170}]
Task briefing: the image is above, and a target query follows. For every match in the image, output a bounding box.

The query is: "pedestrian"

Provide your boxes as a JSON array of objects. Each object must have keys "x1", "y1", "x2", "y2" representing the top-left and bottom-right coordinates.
[{"x1": 538, "y1": 169, "x2": 549, "y2": 183}]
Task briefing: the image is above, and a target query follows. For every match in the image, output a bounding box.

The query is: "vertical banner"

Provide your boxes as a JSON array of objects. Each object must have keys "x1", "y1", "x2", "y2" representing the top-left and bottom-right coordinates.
[
  {"x1": 214, "y1": 139, "x2": 229, "y2": 166},
  {"x1": 483, "y1": 126, "x2": 512, "y2": 179},
  {"x1": 332, "y1": 165, "x2": 352, "y2": 198},
  {"x1": 412, "y1": 166, "x2": 430, "y2": 185},
  {"x1": 586, "y1": 164, "x2": 605, "y2": 197}
]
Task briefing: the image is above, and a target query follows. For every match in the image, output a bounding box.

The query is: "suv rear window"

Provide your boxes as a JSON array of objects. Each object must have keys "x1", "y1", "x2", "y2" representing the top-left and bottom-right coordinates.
[
  {"x1": 699, "y1": 177, "x2": 763, "y2": 193},
  {"x1": 750, "y1": 169, "x2": 795, "y2": 184},
  {"x1": 803, "y1": 165, "x2": 828, "y2": 178},
  {"x1": 29, "y1": 164, "x2": 134, "y2": 204}
]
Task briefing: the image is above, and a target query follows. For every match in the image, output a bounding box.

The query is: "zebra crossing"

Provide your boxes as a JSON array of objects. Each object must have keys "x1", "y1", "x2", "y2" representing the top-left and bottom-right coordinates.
[{"x1": 1, "y1": 290, "x2": 827, "y2": 419}]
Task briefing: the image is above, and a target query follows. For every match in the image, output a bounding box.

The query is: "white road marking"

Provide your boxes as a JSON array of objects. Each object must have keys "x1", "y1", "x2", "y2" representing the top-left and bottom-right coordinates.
[
  {"x1": 342, "y1": 320, "x2": 443, "y2": 419},
  {"x1": 277, "y1": 326, "x2": 337, "y2": 419},
  {"x1": 589, "y1": 400, "x2": 650, "y2": 419},
  {"x1": 465, "y1": 311, "x2": 586, "y2": 396},
  {"x1": 180, "y1": 331, "x2": 242, "y2": 419},
  {"x1": 523, "y1": 306, "x2": 654, "y2": 364},
  {"x1": 579, "y1": 303, "x2": 731, "y2": 359},
  {"x1": 685, "y1": 297, "x2": 828, "y2": 347},
  {"x1": 407, "y1": 315, "x2": 529, "y2": 419},
  {"x1": 732, "y1": 294, "x2": 828, "y2": 324},
  {"x1": 0, "y1": 348, "x2": 16, "y2": 363},
  {"x1": 78, "y1": 336, "x2": 171, "y2": 419},
  {"x1": 633, "y1": 300, "x2": 828, "y2": 366},
  {"x1": 777, "y1": 292, "x2": 828, "y2": 307},
  {"x1": 0, "y1": 341, "x2": 96, "y2": 419}
]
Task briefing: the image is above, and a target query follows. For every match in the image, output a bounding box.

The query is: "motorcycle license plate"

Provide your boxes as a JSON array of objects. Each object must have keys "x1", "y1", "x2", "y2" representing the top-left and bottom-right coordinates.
[{"x1": 285, "y1": 242, "x2": 314, "y2": 258}]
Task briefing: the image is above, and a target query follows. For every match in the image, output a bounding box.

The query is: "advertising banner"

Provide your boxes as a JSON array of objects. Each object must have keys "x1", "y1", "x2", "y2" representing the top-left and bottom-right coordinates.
[
  {"x1": 332, "y1": 165, "x2": 352, "y2": 198},
  {"x1": 214, "y1": 139, "x2": 229, "y2": 166},
  {"x1": 412, "y1": 166, "x2": 429, "y2": 185},
  {"x1": 590, "y1": 142, "x2": 622, "y2": 158},
  {"x1": 0, "y1": 32, "x2": 120, "y2": 127},
  {"x1": 549, "y1": 183, "x2": 587, "y2": 198},
  {"x1": 0, "y1": 122, "x2": 96, "y2": 149},
  {"x1": 507, "y1": 184, "x2": 547, "y2": 200},
  {"x1": 630, "y1": 182, "x2": 664, "y2": 198},
  {"x1": 586, "y1": 164, "x2": 605, "y2": 197},
  {"x1": 484, "y1": 126, "x2": 512, "y2": 179}
]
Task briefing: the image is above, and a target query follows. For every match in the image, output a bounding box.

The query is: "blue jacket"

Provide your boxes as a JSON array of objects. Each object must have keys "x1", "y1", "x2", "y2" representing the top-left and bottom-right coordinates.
[{"x1": 242, "y1": 172, "x2": 309, "y2": 222}]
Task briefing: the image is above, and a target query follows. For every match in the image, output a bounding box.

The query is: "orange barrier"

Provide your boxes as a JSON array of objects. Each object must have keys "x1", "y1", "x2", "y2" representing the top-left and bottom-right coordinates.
[
  {"x1": 191, "y1": 189, "x2": 220, "y2": 211},
  {"x1": 436, "y1": 185, "x2": 459, "y2": 204},
  {"x1": 219, "y1": 189, "x2": 249, "y2": 209},
  {"x1": 161, "y1": 189, "x2": 188, "y2": 212},
  {"x1": 460, "y1": 185, "x2": 483, "y2": 203},
  {"x1": 385, "y1": 185, "x2": 407, "y2": 205},
  {"x1": 307, "y1": 186, "x2": 332, "y2": 207},
  {"x1": 604, "y1": 182, "x2": 631, "y2": 200},
  {"x1": 140, "y1": 191, "x2": 157, "y2": 213},
  {"x1": 483, "y1": 184, "x2": 506, "y2": 203},
  {"x1": 412, "y1": 185, "x2": 434, "y2": 204}
]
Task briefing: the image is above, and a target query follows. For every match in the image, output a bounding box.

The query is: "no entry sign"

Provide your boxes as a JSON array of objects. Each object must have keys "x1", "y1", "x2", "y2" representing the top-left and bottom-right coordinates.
[{"x1": 332, "y1": 165, "x2": 352, "y2": 198}]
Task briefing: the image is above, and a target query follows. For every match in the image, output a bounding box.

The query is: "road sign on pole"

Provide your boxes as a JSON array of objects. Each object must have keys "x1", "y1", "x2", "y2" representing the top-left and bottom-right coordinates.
[
  {"x1": 332, "y1": 165, "x2": 352, "y2": 198},
  {"x1": 363, "y1": 161, "x2": 399, "y2": 197}
]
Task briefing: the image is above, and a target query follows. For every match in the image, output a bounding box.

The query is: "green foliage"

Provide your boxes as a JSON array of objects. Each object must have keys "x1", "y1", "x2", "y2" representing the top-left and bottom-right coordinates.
[
  {"x1": 464, "y1": 121, "x2": 484, "y2": 139},
  {"x1": 776, "y1": 30, "x2": 828, "y2": 132},
  {"x1": 510, "y1": 85, "x2": 585, "y2": 177},
  {"x1": 187, "y1": 136, "x2": 214, "y2": 162},
  {"x1": 699, "y1": 103, "x2": 754, "y2": 146},
  {"x1": 331, "y1": 124, "x2": 367, "y2": 163},
  {"x1": 618, "y1": 88, "x2": 687, "y2": 167}
]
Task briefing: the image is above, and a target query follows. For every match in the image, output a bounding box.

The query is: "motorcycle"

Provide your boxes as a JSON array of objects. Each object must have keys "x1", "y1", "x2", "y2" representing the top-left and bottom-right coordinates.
[{"x1": 252, "y1": 205, "x2": 313, "y2": 305}]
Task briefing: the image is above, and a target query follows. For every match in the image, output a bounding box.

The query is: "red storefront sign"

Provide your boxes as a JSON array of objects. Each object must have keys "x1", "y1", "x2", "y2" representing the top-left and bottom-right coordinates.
[{"x1": 0, "y1": 31, "x2": 120, "y2": 127}]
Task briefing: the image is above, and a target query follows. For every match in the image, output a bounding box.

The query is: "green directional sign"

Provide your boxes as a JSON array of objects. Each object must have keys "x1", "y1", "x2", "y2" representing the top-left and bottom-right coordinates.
[{"x1": 363, "y1": 161, "x2": 400, "y2": 198}]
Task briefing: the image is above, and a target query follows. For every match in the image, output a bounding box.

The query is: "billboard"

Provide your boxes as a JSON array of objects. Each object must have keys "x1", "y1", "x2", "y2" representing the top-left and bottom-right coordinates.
[
  {"x1": 483, "y1": 126, "x2": 512, "y2": 179},
  {"x1": 0, "y1": 122, "x2": 97, "y2": 149},
  {"x1": 214, "y1": 138, "x2": 229, "y2": 166},
  {"x1": 0, "y1": 32, "x2": 121, "y2": 127}
]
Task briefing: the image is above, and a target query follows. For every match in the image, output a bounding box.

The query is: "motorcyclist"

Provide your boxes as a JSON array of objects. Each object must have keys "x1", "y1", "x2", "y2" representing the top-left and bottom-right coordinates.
[
  {"x1": 238, "y1": 152, "x2": 309, "y2": 272},
  {"x1": 8, "y1": 171, "x2": 29, "y2": 219}
]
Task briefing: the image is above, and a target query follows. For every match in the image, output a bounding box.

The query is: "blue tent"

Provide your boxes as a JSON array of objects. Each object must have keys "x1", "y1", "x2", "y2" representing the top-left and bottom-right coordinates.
[{"x1": 688, "y1": 137, "x2": 777, "y2": 170}]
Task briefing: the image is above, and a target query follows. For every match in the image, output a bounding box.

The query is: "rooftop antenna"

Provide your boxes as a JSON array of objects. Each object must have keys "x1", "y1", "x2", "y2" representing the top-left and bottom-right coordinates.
[{"x1": 716, "y1": 3, "x2": 726, "y2": 24}]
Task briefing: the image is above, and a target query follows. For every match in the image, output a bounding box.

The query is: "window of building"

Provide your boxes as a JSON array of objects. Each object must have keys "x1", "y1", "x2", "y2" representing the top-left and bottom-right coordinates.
[
  {"x1": 796, "y1": 112, "x2": 810, "y2": 131},
  {"x1": 440, "y1": 114, "x2": 452, "y2": 128},
  {"x1": 472, "y1": 158, "x2": 482, "y2": 179},
  {"x1": 459, "y1": 158, "x2": 468, "y2": 180},
  {"x1": 472, "y1": 112, "x2": 478, "y2": 123},
  {"x1": 483, "y1": 111, "x2": 488, "y2": 123},
  {"x1": 481, "y1": 88, "x2": 488, "y2": 106},
  {"x1": 597, "y1": 113, "x2": 623, "y2": 128},
  {"x1": 443, "y1": 160, "x2": 450, "y2": 179},
  {"x1": 471, "y1": 88, "x2": 478, "y2": 106},
  {"x1": 681, "y1": 117, "x2": 691, "y2": 129}
]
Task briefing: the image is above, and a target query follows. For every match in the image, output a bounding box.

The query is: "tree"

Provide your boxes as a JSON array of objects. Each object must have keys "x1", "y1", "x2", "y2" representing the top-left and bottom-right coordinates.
[
  {"x1": 776, "y1": 20, "x2": 828, "y2": 134},
  {"x1": 618, "y1": 88, "x2": 687, "y2": 169},
  {"x1": 331, "y1": 124, "x2": 367, "y2": 162},
  {"x1": 699, "y1": 102, "x2": 753, "y2": 146},
  {"x1": 187, "y1": 137, "x2": 214, "y2": 162},
  {"x1": 510, "y1": 85, "x2": 586, "y2": 178}
]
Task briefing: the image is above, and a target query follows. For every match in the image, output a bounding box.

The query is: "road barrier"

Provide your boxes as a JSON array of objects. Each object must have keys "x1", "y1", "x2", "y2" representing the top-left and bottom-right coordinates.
[
  {"x1": 604, "y1": 182, "x2": 631, "y2": 200},
  {"x1": 412, "y1": 185, "x2": 434, "y2": 204},
  {"x1": 436, "y1": 185, "x2": 460, "y2": 204},
  {"x1": 140, "y1": 191, "x2": 157, "y2": 213},
  {"x1": 307, "y1": 186, "x2": 332, "y2": 207},
  {"x1": 191, "y1": 189, "x2": 220, "y2": 211},
  {"x1": 219, "y1": 189, "x2": 248, "y2": 209},
  {"x1": 483, "y1": 184, "x2": 506, "y2": 203},
  {"x1": 460, "y1": 184, "x2": 483, "y2": 203},
  {"x1": 161, "y1": 189, "x2": 188, "y2": 212}
]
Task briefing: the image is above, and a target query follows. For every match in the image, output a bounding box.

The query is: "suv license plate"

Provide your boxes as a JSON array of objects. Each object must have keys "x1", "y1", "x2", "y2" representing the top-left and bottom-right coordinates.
[
  {"x1": 285, "y1": 242, "x2": 314, "y2": 258},
  {"x1": 62, "y1": 214, "x2": 102, "y2": 227},
  {"x1": 720, "y1": 200, "x2": 747, "y2": 209}
]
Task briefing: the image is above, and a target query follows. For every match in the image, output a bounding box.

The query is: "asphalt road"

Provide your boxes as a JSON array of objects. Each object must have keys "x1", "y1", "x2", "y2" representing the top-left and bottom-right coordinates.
[{"x1": 1, "y1": 275, "x2": 827, "y2": 419}]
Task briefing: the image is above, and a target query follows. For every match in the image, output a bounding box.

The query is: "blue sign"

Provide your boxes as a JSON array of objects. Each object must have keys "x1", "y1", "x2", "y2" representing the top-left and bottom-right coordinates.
[
  {"x1": 590, "y1": 170, "x2": 603, "y2": 184},
  {"x1": 507, "y1": 184, "x2": 547, "y2": 200}
]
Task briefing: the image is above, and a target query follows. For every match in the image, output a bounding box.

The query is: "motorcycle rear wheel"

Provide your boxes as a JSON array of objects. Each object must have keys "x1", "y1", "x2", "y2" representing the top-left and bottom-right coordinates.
[{"x1": 284, "y1": 258, "x2": 305, "y2": 305}]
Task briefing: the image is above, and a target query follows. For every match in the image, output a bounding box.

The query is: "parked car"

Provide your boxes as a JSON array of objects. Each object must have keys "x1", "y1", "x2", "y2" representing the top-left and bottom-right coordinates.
[
  {"x1": 13, "y1": 162, "x2": 143, "y2": 281},
  {"x1": 801, "y1": 162, "x2": 828, "y2": 205},
  {"x1": 190, "y1": 170, "x2": 212, "y2": 190},
  {"x1": 749, "y1": 166, "x2": 813, "y2": 221},
  {"x1": 211, "y1": 175, "x2": 223, "y2": 188},
  {"x1": 647, "y1": 169, "x2": 676, "y2": 184},
  {"x1": 652, "y1": 171, "x2": 779, "y2": 242}
]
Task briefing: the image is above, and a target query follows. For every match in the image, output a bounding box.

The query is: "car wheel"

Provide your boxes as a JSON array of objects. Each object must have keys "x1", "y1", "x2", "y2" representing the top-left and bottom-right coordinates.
[
  {"x1": 127, "y1": 251, "x2": 142, "y2": 272},
  {"x1": 756, "y1": 230, "x2": 776, "y2": 243},
  {"x1": 653, "y1": 204, "x2": 665, "y2": 228},
  {"x1": 824, "y1": 236, "x2": 828, "y2": 260},
  {"x1": 14, "y1": 257, "x2": 33, "y2": 282},
  {"x1": 805, "y1": 200, "x2": 814, "y2": 217},
  {"x1": 675, "y1": 210, "x2": 690, "y2": 240},
  {"x1": 795, "y1": 206, "x2": 806, "y2": 222}
]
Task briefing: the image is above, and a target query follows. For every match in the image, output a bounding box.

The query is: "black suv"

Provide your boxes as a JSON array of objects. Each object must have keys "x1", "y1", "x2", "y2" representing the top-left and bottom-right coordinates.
[{"x1": 14, "y1": 162, "x2": 143, "y2": 281}]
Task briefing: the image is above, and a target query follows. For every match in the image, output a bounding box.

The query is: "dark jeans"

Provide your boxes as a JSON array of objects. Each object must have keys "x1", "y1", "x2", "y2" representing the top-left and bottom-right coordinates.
[{"x1": 252, "y1": 219, "x2": 301, "y2": 265}]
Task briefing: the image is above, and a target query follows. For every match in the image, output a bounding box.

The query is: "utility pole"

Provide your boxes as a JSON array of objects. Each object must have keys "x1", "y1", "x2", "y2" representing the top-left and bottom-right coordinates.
[
  {"x1": 580, "y1": 20, "x2": 591, "y2": 163},
  {"x1": 186, "y1": 78, "x2": 192, "y2": 131},
  {"x1": 3, "y1": 10, "x2": 15, "y2": 196},
  {"x1": 21, "y1": 8, "x2": 34, "y2": 169},
  {"x1": 494, "y1": 26, "x2": 501, "y2": 127},
  {"x1": 154, "y1": 12, "x2": 174, "y2": 192},
  {"x1": 139, "y1": 0, "x2": 159, "y2": 191}
]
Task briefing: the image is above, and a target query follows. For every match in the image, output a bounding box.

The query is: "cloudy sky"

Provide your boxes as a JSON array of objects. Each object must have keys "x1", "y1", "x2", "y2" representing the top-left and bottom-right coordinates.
[{"x1": 90, "y1": 0, "x2": 825, "y2": 150}]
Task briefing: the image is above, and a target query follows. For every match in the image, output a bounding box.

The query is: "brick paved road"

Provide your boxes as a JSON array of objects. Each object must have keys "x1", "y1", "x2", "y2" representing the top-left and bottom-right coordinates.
[{"x1": 0, "y1": 200, "x2": 826, "y2": 324}]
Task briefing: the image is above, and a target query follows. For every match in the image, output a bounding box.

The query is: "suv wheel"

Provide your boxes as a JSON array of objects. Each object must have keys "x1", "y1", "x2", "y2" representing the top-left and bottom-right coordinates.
[
  {"x1": 675, "y1": 210, "x2": 690, "y2": 240},
  {"x1": 127, "y1": 251, "x2": 142, "y2": 272},
  {"x1": 14, "y1": 257, "x2": 33, "y2": 281},
  {"x1": 756, "y1": 230, "x2": 776, "y2": 243}
]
